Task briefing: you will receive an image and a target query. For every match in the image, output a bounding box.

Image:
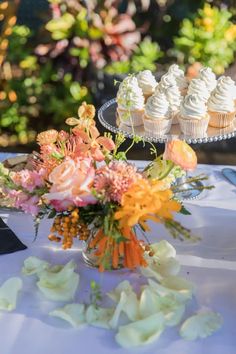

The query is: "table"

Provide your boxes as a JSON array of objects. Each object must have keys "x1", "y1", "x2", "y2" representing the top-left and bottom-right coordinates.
[{"x1": 0, "y1": 155, "x2": 236, "y2": 354}]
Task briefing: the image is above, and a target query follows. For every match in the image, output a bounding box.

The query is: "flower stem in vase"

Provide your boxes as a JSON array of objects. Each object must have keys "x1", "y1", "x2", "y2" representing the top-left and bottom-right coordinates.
[{"x1": 82, "y1": 227, "x2": 147, "y2": 272}]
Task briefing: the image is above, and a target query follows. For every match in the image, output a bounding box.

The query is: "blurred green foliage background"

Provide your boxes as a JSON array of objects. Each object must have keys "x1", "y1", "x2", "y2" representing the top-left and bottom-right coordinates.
[{"x1": 0, "y1": 0, "x2": 236, "y2": 150}]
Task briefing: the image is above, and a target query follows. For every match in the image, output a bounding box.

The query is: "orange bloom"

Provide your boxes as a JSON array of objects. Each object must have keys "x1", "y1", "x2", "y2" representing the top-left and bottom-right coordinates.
[
  {"x1": 78, "y1": 101, "x2": 95, "y2": 120},
  {"x1": 114, "y1": 179, "x2": 181, "y2": 230},
  {"x1": 73, "y1": 125, "x2": 115, "y2": 162},
  {"x1": 37, "y1": 129, "x2": 58, "y2": 145},
  {"x1": 163, "y1": 140, "x2": 197, "y2": 171}
]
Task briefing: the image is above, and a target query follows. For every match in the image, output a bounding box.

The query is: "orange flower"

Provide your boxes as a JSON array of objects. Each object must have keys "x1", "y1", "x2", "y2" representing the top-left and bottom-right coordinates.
[
  {"x1": 73, "y1": 125, "x2": 115, "y2": 162},
  {"x1": 163, "y1": 140, "x2": 197, "y2": 171},
  {"x1": 37, "y1": 129, "x2": 58, "y2": 145},
  {"x1": 78, "y1": 101, "x2": 95, "y2": 120},
  {"x1": 114, "y1": 179, "x2": 181, "y2": 230}
]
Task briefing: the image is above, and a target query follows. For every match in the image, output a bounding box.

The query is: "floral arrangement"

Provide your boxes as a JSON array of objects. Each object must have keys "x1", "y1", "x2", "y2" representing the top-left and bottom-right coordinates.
[{"x1": 0, "y1": 102, "x2": 199, "y2": 271}]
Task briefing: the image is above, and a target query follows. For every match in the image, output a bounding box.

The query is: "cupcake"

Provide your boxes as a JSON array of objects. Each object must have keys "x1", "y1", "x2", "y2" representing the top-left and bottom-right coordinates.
[
  {"x1": 143, "y1": 92, "x2": 172, "y2": 136},
  {"x1": 168, "y1": 64, "x2": 188, "y2": 95},
  {"x1": 187, "y1": 78, "x2": 210, "y2": 102},
  {"x1": 165, "y1": 85, "x2": 182, "y2": 124},
  {"x1": 158, "y1": 73, "x2": 177, "y2": 91},
  {"x1": 178, "y1": 94, "x2": 209, "y2": 137},
  {"x1": 208, "y1": 76, "x2": 236, "y2": 128},
  {"x1": 136, "y1": 70, "x2": 157, "y2": 101},
  {"x1": 198, "y1": 67, "x2": 217, "y2": 93},
  {"x1": 116, "y1": 76, "x2": 145, "y2": 127}
]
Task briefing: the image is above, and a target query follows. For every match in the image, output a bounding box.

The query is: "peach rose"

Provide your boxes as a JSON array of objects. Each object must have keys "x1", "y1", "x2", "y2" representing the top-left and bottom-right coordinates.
[
  {"x1": 44, "y1": 157, "x2": 96, "y2": 210},
  {"x1": 163, "y1": 140, "x2": 197, "y2": 171}
]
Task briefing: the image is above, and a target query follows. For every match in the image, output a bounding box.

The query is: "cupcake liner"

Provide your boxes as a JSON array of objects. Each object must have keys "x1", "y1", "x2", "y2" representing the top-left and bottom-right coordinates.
[
  {"x1": 178, "y1": 114, "x2": 209, "y2": 138},
  {"x1": 208, "y1": 110, "x2": 235, "y2": 128},
  {"x1": 117, "y1": 108, "x2": 144, "y2": 127},
  {"x1": 143, "y1": 115, "x2": 172, "y2": 136}
]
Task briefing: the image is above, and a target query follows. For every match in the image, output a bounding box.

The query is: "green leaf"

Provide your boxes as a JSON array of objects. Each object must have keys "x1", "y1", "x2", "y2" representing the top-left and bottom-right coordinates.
[
  {"x1": 179, "y1": 205, "x2": 191, "y2": 215},
  {"x1": 48, "y1": 209, "x2": 57, "y2": 219}
]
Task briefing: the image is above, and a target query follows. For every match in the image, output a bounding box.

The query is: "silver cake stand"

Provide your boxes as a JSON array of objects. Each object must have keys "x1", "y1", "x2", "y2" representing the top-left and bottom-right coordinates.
[{"x1": 98, "y1": 98, "x2": 236, "y2": 199}]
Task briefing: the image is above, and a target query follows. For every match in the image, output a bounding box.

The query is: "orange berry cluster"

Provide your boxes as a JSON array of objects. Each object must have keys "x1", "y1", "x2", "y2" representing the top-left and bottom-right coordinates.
[
  {"x1": 48, "y1": 208, "x2": 81, "y2": 249},
  {"x1": 144, "y1": 244, "x2": 154, "y2": 257}
]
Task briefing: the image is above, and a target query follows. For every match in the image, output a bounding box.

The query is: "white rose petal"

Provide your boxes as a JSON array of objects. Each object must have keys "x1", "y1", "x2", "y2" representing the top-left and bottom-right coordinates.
[
  {"x1": 155, "y1": 294, "x2": 185, "y2": 326},
  {"x1": 109, "y1": 292, "x2": 128, "y2": 328},
  {"x1": 22, "y1": 256, "x2": 50, "y2": 275},
  {"x1": 107, "y1": 280, "x2": 133, "y2": 302},
  {"x1": 151, "y1": 240, "x2": 177, "y2": 259},
  {"x1": 50, "y1": 304, "x2": 86, "y2": 328},
  {"x1": 141, "y1": 257, "x2": 180, "y2": 281},
  {"x1": 148, "y1": 276, "x2": 194, "y2": 302},
  {"x1": 115, "y1": 313, "x2": 165, "y2": 348},
  {"x1": 141, "y1": 241, "x2": 181, "y2": 280},
  {"x1": 139, "y1": 287, "x2": 161, "y2": 318},
  {"x1": 85, "y1": 305, "x2": 114, "y2": 329},
  {"x1": 180, "y1": 312, "x2": 223, "y2": 340},
  {"x1": 37, "y1": 260, "x2": 79, "y2": 301},
  {"x1": 139, "y1": 287, "x2": 185, "y2": 326},
  {"x1": 0, "y1": 277, "x2": 22, "y2": 311},
  {"x1": 108, "y1": 281, "x2": 139, "y2": 324}
]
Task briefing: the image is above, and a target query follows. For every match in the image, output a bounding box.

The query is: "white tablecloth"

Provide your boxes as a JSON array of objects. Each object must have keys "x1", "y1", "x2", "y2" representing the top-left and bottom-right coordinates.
[{"x1": 0, "y1": 155, "x2": 236, "y2": 354}]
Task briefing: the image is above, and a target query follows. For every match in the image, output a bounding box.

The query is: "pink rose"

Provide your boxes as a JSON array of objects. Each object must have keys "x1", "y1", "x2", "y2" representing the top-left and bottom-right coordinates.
[{"x1": 44, "y1": 157, "x2": 97, "y2": 210}]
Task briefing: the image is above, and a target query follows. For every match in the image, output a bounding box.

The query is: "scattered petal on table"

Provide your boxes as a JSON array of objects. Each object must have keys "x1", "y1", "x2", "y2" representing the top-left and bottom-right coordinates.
[
  {"x1": 109, "y1": 292, "x2": 128, "y2": 329},
  {"x1": 139, "y1": 287, "x2": 185, "y2": 326},
  {"x1": 115, "y1": 313, "x2": 165, "y2": 348},
  {"x1": 0, "y1": 277, "x2": 22, "y2": 311},
  {"x1": 107, "y1": 280, "x2": 133, "y2": 303},
  {"x1": 108, "y1": 281, "x2": 139, "y2": 322},
  {"x1": 154, "y1": 294, "x2": 185, "y2": 326},
  {"x1": 141, "y1": 240, "x2": 180, "y2": 280},
  {"x1": 180, "y1": 311, "x2": 223, "y2": 341},
  {"x1": 151, "y1": 240, "x2": 177, "y2": 259},
  {"x1": 85, "y1": 305, "x2": 114, "y2": 329},
  {"x1": 139, "y1": 287, "x2": 161, "y2": 318},
  {"x1": 22, "y1": 256, "x2": 50, "y2": 275},
  {"x1": 50, "y1": 304, "x2": 86, "y2": 328},
  {"x1": 37, "y1": 260, "x2": 79, "y2": 301},
  {"x1": 148, "y1": 276, "x2": 194, "y2": 302}
]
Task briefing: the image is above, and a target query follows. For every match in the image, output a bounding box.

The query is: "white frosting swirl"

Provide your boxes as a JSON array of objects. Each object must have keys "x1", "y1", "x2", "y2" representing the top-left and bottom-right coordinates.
[
  {"x1": 233, "y1": 84, "x2": 236, "y2": 100},
  {"x1": 198, "y1": 67, "x2": 217, "y2": 92},
  {"x1": 187, "y1": 78, "x2": 210, "y2": 102},
  {"x1": 168, "y1": 64, "x2": 185, "y2": 78},
  {"x1": 117, "y1": 76, "x2": 144, "y2": 110},
  {"x1": 165, "y1": 85, "x2": 182, "y2": 112},
  {"x1": 208, "y1": 76, "x2": 235, "y2": 113},
  {"x1": 145, "y1": 92, "x2": 170, "y2": 119},
  {"x1": 159, "y1": 73, "x2": 177, "y2": 90},
  {"x1": 136, "y1": 70, "x2": 157, "y2": 95},
  {"x1": 176, "y1": 75, "x2": 188, "y2": 91},
  {"x1": 167, "y1": 64, "x2": 188, "y2": 91},
  {"x1": 180, "y1": 94, "x2": 207, "y2": 120}
]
